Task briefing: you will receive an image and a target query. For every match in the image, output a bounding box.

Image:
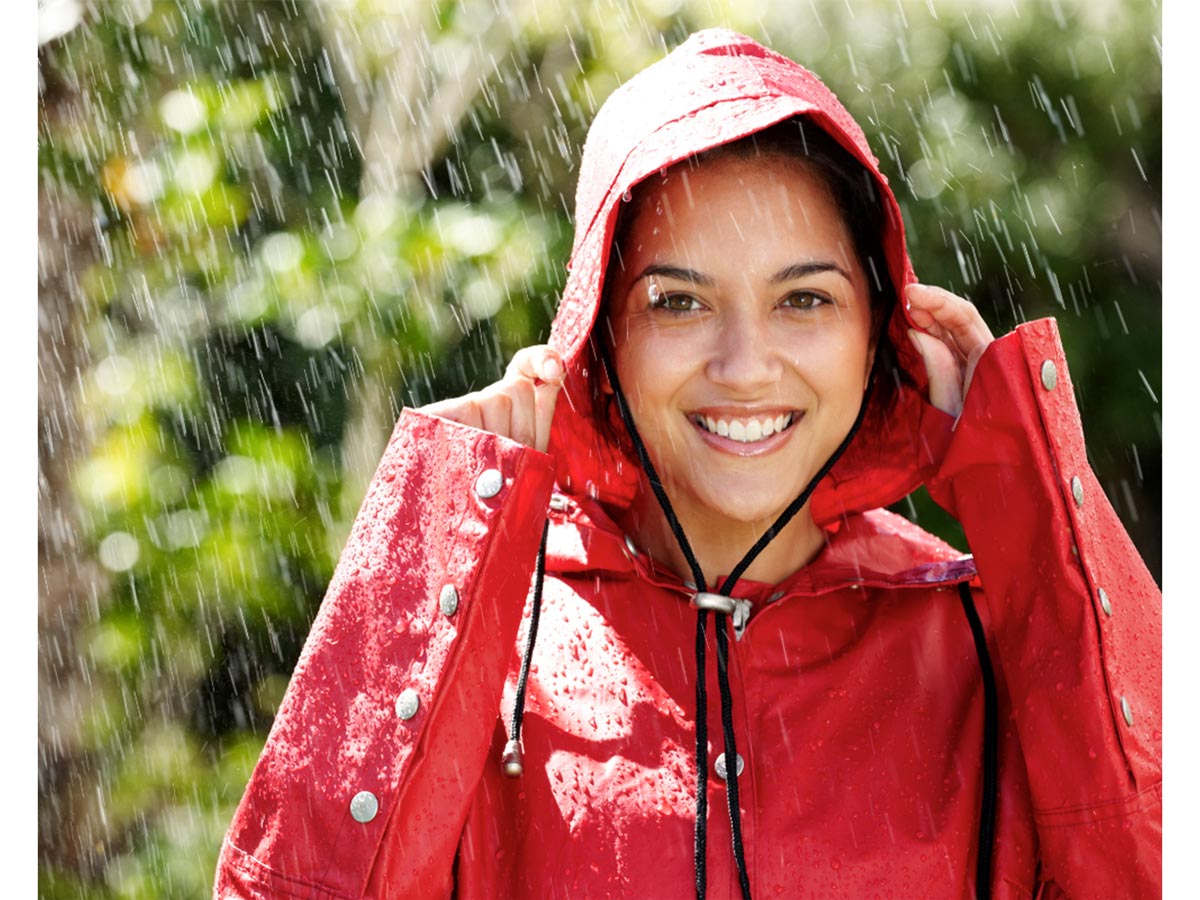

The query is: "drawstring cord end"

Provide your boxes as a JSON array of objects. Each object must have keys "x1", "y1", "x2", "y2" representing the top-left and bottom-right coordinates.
[
  {"x1": 501, "y1": 738, "x2": 524, "y2": 777},
  {"x1": 502, "y1": 519, "x2": 549, "y2": 780}
]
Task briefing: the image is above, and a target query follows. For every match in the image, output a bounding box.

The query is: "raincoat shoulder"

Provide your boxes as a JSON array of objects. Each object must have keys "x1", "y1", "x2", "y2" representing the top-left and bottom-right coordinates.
[{"x1": 214, "y1": 410, "x2": 557, "y2": 899}]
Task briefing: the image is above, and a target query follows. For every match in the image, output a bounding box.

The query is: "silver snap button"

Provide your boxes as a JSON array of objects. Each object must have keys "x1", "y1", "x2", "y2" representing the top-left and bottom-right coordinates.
[
  {"x1": 549, "y1": 493, "x2": 569, "y2": 512},
  {"x1": 1098, "y1": 587, "x2": 1113, "y2": 617},
  {"x1": 439, "y1": 584, "x2": 459, "y2": 617},
  {"x1": 475, "y1": 468, "x2": 504, "y2": 499},
  {"x1": 768, "y1": 591, "x2": 785, "y2": 602},
  {"x1": 624, "y1": 535, "x2": 640, "y2": 557},
  {"x1": 1041, "y1": 360, "x2": 1058, "y2": 391},
  {"x1": 1071, "y1": 476, "x2": 1084, "y2": 507},
  {"x1": 1120, "y1": 696, "x2": 1133, "y2": 727},
  {"x1": 714, "y1": 752, "x2": 745, "y2": 781},
  {"x1": 395, "y1": 689, "x2": 420, "y2": 720},
  {"x1": 349, "y1": 790, "x2": 378, "y2": 823}
]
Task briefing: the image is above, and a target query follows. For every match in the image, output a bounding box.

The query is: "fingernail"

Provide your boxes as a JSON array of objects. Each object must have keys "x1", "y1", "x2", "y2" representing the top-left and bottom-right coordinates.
[{"x1": 540, "y1": 356, "x2": 563, "y2": 383}]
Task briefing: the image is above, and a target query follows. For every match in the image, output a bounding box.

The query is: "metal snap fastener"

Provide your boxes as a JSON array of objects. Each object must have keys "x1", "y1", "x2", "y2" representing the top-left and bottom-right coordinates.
[
  {"x1": 1120, "y1": 696, "x2": 1133, "y2": 727},
  {"x1": 1098, "y1": 587, "x2": 1113, "y2": 617},
  {"x1": 1041, "y1": 360, "x2": 1058, "y2": 391},
  {"x1": 475, "y1": 468, "x2": 503, "y2": 499},
  {"x1": 549, "y1": 493, "x2": 569, "y2": 512},
  {"x1": 1071, "y1": 476, "x2": 1084, "y2": 507},
  {"x1": 768, "y1": 591, "x2": 785, "y2": 603},
  {"x1": 624, "y1": 535, "x2": 640, "y2": 557},
  {"x1": 714, "y1": 752, "x2": 745, "y2": 781},
  {"x1": 395, "y1": 689, "x2": 420, "y2": 720},
  {"x1": 439, "y1": 584, "x2": 459, "y2": 617},
  {"x1": 350, "y1": 790, "x2": 378, "y2": 823}
]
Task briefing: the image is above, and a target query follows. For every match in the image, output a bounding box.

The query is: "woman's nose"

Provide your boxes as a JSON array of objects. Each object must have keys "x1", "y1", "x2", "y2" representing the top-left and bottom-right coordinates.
[{"x1": 704, "y1": 309, "x2": 783, "y2": 392}]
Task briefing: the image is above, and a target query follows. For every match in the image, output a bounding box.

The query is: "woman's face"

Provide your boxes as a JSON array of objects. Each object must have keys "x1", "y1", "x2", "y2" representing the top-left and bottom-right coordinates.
[{"x1": 607, "y1": 153, "x2": 877, "y2": 534}]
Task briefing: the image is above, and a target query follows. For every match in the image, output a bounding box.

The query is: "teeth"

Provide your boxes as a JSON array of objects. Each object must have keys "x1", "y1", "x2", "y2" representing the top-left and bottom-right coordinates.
[{"x1": 696, "y1": 413, "x2": 793, "y2": 443}]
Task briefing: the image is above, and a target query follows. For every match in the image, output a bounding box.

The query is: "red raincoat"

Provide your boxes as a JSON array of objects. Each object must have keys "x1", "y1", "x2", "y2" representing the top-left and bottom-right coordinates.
[{"x1": 215, "y1": 30, "x2": 1161, "y2": 899}]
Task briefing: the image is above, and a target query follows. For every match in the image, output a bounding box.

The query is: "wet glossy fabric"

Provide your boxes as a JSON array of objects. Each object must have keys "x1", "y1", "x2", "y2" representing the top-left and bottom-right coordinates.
[{"x1": 215, "y1": 29, "x2": 1161, "y2": 900}]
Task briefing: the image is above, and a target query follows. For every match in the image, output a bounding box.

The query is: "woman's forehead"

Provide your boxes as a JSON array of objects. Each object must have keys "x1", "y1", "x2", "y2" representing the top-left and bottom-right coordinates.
[{"x1": 619, "y1": 156, "x2": 857, "y2": 268}]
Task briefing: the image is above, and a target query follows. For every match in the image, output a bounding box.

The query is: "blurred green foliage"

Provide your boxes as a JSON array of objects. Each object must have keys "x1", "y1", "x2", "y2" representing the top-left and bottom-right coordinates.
[{"x1": 38, "y1": 0, "x2": 1159, "y2": 896}]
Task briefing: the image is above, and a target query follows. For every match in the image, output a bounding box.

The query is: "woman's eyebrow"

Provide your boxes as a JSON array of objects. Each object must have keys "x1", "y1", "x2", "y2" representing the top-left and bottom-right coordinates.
[
  {"x1": 769, "y1": 261, "x2": 853, "y2": 284},
  {"x1": 634, "y1": 261, "x2": 853, "y2": 286},
  {"x1": 634, "y1": 264, "x2": 715, "y2": 286}
]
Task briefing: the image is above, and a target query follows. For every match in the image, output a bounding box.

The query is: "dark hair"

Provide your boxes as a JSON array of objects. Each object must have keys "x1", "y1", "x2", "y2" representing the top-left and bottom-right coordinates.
[{"x1": 591, "y1": 118, "x2": 901, "y2": 445}]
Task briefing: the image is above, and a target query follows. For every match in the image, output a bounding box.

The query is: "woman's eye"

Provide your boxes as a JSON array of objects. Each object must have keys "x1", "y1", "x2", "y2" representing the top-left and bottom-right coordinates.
[
  {"x1": 649, "y1": 290, "x2": 703, "y2": 312},
  {"x1": 782, "y1": 290, "x2": 832, "y2": 310}
]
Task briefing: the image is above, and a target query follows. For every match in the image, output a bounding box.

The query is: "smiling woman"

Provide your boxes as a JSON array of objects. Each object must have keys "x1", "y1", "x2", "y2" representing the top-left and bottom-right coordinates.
[
  {"x1": 606, "y1": 152, "x2": 880, "y2": 586},
  {"x1": 215, "y1": 29, "x2": 1161, "y2": 900}
]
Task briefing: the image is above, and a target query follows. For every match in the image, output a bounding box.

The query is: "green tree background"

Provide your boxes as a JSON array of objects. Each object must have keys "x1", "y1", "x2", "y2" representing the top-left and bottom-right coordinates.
[{"x1": 38, "y1": 0, "x2": 1160, "y2": 896}]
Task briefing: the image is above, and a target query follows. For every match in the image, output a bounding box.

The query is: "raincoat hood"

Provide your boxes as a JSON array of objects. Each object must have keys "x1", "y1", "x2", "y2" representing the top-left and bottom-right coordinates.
[{"x1": 547, "y1": 28, "x2": 947, "y2": 523}]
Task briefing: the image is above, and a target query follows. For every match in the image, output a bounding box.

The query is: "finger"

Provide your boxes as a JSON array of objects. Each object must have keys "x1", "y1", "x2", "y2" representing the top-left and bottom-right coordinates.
[
  {"x1": 499, "y1": 377, "x2": 538, "y2": 449},
  {"x1": 962, "y1": 341, "x2": 991, "y2": 401},
  {"x1": 506, "y1": 345, "x2": 565, "y2": 451},
  {"x1": 906, "y1": 284, "x2": 992, "y2": 359},
  {"x1": 905, "y1": 284, "x2": 994, "y2": 361},
  {"x1": 506, "y1": 345, "x2": 565, "y2": 386},
  {"x1": 908, "y1": 328, "x2": 964, "y2": 417},
  {"x1": 478, "y1": 389, "x2": 514, "y2": 443},
  {"x1": 532, "y1": 377, "x2": 562, "y2": 453},
  {"x1": 421, "y1": 394, "x2": 484, "y2": 431}
]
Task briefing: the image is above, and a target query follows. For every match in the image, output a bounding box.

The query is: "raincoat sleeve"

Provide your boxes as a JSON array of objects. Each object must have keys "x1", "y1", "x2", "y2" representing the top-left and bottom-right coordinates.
[
  {"x1": 924, "y1": 318, "x2": 1161, "y2": 897},
  {"x1": 213, "y1": 408, "x2": 557, "y2": 900}
]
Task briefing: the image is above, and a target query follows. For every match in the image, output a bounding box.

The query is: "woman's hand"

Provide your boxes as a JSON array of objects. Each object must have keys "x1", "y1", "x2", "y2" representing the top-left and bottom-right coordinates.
[
  {"x1": 904, "y1": 283, "x2": 995, "y2": 419},
  {"x1": 419, "y1": 345, "x2": 565, "y2": 452}
]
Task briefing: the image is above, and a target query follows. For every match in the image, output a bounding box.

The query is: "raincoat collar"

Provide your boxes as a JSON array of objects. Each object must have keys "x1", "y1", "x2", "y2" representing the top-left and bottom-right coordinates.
[{"x1": 546, "y1": 494, "x2": 975, "y2": 601}]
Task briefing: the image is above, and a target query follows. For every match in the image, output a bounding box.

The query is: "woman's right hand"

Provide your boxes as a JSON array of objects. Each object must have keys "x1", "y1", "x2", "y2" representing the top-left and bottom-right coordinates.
[{"x1": 419, "y1": 345, "x2": 565, "y2": 452}]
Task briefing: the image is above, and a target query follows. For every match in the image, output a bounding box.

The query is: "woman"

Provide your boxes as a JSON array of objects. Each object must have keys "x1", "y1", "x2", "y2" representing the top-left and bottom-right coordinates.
[{"x1": 215, "y1": 30, "x2": 1160, "y2": 899}]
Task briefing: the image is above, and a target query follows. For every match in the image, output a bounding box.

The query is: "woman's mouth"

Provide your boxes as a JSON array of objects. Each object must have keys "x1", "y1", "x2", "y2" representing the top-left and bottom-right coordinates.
[{"x1": 690, "y1": 412, "x2": 796, "y2": 444}]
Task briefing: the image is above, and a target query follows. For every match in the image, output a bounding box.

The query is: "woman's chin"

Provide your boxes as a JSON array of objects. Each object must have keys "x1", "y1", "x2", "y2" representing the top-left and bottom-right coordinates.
[{"x1": 686, "y1": 490, "x2": 802, "y2": 534}]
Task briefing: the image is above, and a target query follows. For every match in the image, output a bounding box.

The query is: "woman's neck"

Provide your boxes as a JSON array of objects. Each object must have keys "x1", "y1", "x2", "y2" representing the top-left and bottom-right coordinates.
[{"x1": 618, "y1": 487, "x2": 828, "y2": 590}]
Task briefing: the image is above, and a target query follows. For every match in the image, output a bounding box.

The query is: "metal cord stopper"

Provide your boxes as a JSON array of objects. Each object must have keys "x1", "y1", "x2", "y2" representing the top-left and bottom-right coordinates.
[{"x1": 501, "y1": 739, "x2": 524, "y2": 777}]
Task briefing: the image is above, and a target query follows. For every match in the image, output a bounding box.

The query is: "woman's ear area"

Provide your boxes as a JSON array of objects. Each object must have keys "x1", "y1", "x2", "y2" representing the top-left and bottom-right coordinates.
[
  {"x1": 593, "y1": 307, "x2": 618, "y2": 396},
  {"x1": 864, "y1": 338, "x2": 879, "y2": 393},
  {"x1": 863, "y1": 298, "x2": 890, "y2": 392}
]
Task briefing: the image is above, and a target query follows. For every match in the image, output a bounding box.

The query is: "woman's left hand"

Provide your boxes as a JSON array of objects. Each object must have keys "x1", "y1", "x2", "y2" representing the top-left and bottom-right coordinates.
[{"x1": 904, "y1": 283, "x2": 995, "y2": 419}]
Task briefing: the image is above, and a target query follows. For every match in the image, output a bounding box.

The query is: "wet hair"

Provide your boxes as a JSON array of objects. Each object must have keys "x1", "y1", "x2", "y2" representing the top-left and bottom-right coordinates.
[{"x1": 593, "y1": 118, "x2": 901, "y2": 441}]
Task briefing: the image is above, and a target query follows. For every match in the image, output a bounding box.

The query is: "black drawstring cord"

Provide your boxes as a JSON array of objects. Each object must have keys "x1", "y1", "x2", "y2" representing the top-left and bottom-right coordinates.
[
  {"x1": 957, "y1": 581, "x2": 998, "y2": 900},
  {"x1": 502, "y1": 519, "x2": 550, "y2": 777},
  {"x1": 597, "y1": 338, "x2": 878, "y2": 900},
  {"x1": 713, "y1": 614, "x2": 752, "y2": 899},
  {"x1": 693, "y1": 609, "x2": 710, "y2": 895},
  {"x1": 594, "y1": 341, "x2": 715, "y2": 894}
]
